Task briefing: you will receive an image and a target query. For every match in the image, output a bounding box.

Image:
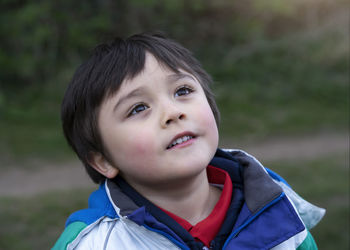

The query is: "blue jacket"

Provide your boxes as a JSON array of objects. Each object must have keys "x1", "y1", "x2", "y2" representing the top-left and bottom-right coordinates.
[{"x1": 53, "y1": 149, "x2": 325, "y2": 249}]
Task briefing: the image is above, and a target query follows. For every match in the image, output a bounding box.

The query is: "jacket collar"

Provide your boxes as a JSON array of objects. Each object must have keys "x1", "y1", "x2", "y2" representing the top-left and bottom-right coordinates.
[
  {"x1": 103, "y1": 148, "x2": 285, "y2": 249},
  {"x1": 214, "y1": 149, "x2": 283, "y2": 213},
  {"x1": 106, "y1": 148, "x2": 283, "y2": 217}
]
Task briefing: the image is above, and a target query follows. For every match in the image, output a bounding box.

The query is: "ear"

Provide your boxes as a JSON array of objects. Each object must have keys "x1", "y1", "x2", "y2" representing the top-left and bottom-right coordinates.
[{"x1": 88, "y1": 152, "x2": 119, "y2": 179}]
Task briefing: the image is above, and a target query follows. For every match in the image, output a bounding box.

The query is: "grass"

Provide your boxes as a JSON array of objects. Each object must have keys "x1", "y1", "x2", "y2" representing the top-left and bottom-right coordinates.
[
  {"x1": 0, "y1": 155, "x2": 347, "y2": 249},
  {"x1": 0, "y1": 188, "x2": 94, "y2": 250}
]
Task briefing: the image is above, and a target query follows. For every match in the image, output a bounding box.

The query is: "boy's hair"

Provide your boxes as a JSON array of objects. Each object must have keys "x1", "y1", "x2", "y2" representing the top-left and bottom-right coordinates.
[{"x1": 61, "y1": 32, "x2": 220, "y2": 183}]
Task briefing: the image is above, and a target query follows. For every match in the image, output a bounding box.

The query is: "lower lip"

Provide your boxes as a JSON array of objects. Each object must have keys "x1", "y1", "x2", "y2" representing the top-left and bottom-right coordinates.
[{"x1": 168, "y1": 137, "x2": 196, "y2": 150}]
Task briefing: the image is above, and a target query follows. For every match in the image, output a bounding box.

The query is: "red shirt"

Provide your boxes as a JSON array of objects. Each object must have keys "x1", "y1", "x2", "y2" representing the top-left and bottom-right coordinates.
[{"x1": 160, "y1": 166, "x2": 233, "y2": 247}]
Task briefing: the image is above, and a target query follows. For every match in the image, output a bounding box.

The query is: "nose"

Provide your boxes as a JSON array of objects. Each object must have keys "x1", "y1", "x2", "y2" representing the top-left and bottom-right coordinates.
[{"x1": 161, "y1": 101, "x2": 186, "y2": 128}]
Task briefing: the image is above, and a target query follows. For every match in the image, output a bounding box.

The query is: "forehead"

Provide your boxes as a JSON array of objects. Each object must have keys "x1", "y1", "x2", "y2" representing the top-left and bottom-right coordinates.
[
  {"x1": 129, "y1": 52, "x2": 166, "y2": 82},
  {"x1": 121, "y1": 53, "x2": 198, "y2": 91},
  {"x1": 100, "y1": 53, "x2": 199, "y2": 108}
]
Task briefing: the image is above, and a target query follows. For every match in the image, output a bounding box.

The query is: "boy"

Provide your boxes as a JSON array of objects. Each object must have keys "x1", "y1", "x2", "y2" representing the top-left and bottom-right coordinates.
[{"x1": 53, "y1": 32, "x2": 325, "y2": 249}]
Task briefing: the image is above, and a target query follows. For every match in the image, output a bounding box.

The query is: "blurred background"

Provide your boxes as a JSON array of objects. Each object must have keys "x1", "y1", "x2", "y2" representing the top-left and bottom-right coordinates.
[{"x1": 0, "y1": 0, "x2": 348, "y2": 249}]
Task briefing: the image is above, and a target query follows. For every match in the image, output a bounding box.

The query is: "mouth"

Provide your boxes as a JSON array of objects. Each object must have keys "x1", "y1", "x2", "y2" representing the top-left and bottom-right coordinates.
[{"x1": 166, "y1": 132, "x2": 196, "y2": 150}]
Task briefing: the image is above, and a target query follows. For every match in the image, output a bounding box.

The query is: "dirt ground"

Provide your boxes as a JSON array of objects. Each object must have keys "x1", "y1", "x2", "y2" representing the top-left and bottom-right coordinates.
[{"x1": 0, "y1": 132, "x2": 348, "y2": 197}]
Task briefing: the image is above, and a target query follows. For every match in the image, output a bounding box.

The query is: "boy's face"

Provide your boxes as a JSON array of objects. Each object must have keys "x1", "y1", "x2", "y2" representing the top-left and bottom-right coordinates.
[{"x1": 94, "y1": 53, "x2": 219, "y2": 190}]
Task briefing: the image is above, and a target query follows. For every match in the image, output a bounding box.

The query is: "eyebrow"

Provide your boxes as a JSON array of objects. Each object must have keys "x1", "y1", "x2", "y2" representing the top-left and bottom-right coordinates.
[
  {"x1": 166, "y1": 72, "x2": 197, "y2": 84},
  {"x1": 113, "y1": 72, "x2": 197, "y2": 112},
  {"x1": 113, "y1": 87, "x2": 146, "y2": 112}
]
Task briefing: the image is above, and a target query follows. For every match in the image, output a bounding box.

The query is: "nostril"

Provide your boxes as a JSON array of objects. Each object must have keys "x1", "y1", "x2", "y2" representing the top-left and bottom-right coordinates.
[
  {"x1": 164, "y1": 113, "x2": 185, "y2": 126},
  {"x1": 166, "y1": 119, "x2": 172, "y2": 125}
]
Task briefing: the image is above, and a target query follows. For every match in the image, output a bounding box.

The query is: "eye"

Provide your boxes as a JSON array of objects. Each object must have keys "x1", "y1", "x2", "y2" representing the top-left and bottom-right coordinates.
[
  {"x1": 174, "y1": 85, "x2": 194, "y2": 97},
  {"x1": 128, "y1": 103, "x2": 149, "y2": 117}
]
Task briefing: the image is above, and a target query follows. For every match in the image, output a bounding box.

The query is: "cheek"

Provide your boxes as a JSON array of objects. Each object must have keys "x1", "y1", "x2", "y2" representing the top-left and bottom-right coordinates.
[
  {"x1": 130, "y1": 133, "x2": 155, "y2": 155},
  {"x1": 107, "y1": 129, "x2": 157, "y2": 175},
  {"x1": 120, "y1": 131, "x2": 160, "y2": 177},
  {"x1": 197, "y1": 104, "x2": 219, "y2": 144},
  {"x1": 118, "y1": 129, "x2": 157, "y2": 161},
  {"x1": 198, "y1": 104, "x2": 218, "y2": 129}
]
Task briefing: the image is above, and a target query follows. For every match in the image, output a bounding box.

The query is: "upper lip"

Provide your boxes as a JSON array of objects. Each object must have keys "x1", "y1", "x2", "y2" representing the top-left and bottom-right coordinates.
[{"x1": 166, "y1": 131, "x2": 196, "y2": 149}]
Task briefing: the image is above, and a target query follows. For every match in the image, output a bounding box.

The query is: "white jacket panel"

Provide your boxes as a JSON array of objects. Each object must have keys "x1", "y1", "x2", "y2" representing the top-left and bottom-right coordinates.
[{"x1": 69, "y1": 217, "x2": 181, "y2": 250}]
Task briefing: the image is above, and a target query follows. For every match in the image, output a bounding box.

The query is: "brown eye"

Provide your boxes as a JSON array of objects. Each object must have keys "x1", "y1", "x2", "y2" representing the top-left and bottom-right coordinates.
[
  {"x1": 175, "y1": 86, "x2": 193, "y2": 97},
  {"x1": 128, "y1": 104, "x2": 149, "y2": 116}
]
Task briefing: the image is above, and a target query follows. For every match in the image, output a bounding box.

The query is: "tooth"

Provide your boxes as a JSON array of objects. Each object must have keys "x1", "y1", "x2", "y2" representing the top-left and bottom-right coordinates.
[{"x1": 168, "y1": 135, "x2": 193, "y2": 149}]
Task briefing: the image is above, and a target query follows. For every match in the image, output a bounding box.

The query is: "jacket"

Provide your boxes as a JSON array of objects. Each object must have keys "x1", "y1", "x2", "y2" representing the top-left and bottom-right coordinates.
[{"x1": 53, "y1": 149, "x2": 325, "y2": 250}]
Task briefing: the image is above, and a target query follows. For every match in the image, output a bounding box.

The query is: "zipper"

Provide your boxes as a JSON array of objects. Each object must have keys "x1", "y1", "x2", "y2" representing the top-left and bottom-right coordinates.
[{"x1": 222, "y1": 192, "x2": 285, "y2": 249}]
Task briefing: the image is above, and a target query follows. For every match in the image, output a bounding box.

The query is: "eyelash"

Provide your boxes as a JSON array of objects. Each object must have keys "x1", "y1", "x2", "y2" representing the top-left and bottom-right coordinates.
[
  {"x1": 126, "y1": 85, "x2": 194, "y2": 117},
  {"x1": 127, "y1": 103, "x2": 149, "y2": 117},
  {"x1": 175, "y1": 85, "x2": 194, "y2": 97}
]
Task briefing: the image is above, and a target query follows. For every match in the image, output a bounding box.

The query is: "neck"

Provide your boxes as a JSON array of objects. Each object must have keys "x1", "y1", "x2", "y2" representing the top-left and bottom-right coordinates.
[{"x1": 128, "y1": 169, "x2": 221, "y2": 225}]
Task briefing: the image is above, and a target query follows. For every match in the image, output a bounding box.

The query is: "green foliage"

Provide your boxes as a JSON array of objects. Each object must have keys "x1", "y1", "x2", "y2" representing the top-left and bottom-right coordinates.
[
  {"x1": 0, "y1": 0, "x2": 346, "y2": 90},
  {"x1": 0, "y1": 0, "x2": 348, "y2": 160},
  {"x1": 0, "y1": 0, "x2": 111, "y2": 90},
  {"x1": 252, "y1": 0, "x2": 297, "y2": 15},
  {"x1": 0, "y1": 82, "x2": 73, "y2": 163},
  {"x1": 213, "y1": 21, "x2": 348, "y2": 141}
]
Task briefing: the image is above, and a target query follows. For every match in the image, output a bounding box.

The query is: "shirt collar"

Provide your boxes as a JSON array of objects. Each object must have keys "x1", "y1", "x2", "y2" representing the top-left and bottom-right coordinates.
[{"x1": 160, "y1": 165, "x2": 233, "y2": 247}]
